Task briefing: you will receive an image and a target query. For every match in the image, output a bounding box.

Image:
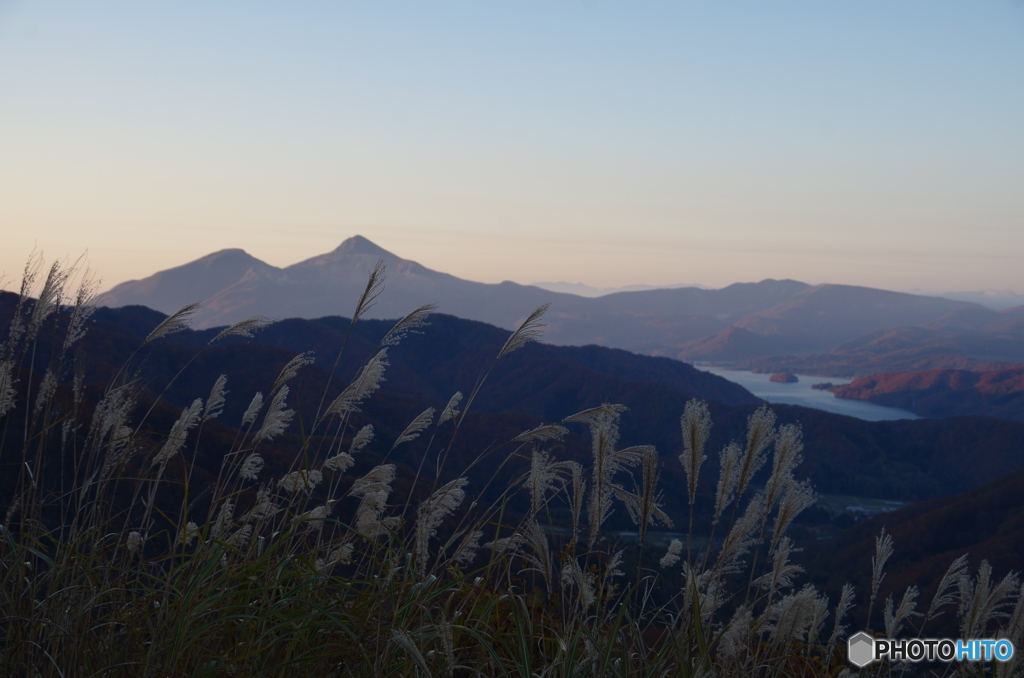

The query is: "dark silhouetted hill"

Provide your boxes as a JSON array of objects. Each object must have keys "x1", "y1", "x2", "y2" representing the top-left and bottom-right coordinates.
[{"x1": 807, "y1": 464, "x2": 1024, "y2": 634}]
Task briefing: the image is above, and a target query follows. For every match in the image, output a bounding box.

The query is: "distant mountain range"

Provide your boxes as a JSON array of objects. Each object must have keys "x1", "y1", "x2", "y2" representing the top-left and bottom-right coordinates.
[
  {"x1": 101, "y1": 236, "x2": 1016, "y2": 365},
  {"x1": 530, "y1": 281, "x2": 708, "y2": 297},
  {"x1": 739, "y1": 305, "x2": 1024, "y2": 376}
]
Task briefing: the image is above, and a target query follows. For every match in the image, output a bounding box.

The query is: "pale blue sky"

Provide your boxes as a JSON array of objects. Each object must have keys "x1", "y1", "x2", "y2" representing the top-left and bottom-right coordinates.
[{"x1": 1, "y1": 1, "x2": 1022, "y2": 294}]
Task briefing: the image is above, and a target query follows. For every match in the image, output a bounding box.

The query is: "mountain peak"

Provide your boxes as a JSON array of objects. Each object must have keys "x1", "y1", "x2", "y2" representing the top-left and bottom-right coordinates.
[{"x1": 331, "y1": 235, "x2": 395, "y2": 258}]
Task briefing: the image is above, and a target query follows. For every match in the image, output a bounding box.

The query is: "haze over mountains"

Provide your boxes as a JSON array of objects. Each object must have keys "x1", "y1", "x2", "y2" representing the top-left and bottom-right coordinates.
[
  {"x1": 100, "y1": 236, "x2": 1023, "y2": 371},
  {"x1": 530, "y1": 281, "x2": 707, "y2": 297}
]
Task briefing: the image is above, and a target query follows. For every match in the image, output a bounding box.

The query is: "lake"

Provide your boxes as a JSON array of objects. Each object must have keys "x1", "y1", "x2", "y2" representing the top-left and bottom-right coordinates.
[{"x1": 697, "y1": 366, "x2": 921, "y2": 422}]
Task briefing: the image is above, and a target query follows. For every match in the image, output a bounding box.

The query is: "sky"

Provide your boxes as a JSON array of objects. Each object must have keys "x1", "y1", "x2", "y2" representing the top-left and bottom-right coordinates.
[{"x1": 1, "y1": 1, "x2": 1023, "y2": 296}]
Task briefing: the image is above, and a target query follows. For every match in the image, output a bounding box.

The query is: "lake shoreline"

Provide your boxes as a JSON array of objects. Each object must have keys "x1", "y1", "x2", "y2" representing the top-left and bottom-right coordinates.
[{"x1": 696, "y1": 365, "x2": 921, "y2": 422}]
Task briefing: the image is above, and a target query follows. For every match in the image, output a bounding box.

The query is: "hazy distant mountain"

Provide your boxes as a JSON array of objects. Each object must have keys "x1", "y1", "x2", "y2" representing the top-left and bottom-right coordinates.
[
  {"x1": 677, "y1": 284, "x2": 979, "y2": 360},
  {"x1": 931, "y1": 289, "x2": 1024, "y2": 311},
  {"x1": 97, "y1": 248, "x2": 280, "y2": 313},
  {"x1": 738, "y1": 305, "x2": 1024, "y2": 378},
  {"x1": 530, "y1": 281, "x2": 707, "y2": 297},
  {"x1": 99, "y1": 236, "x2": 813, "y2": 351},
  {"x1": 99, "y1": 236, "x2": 989, "y2": 363}
]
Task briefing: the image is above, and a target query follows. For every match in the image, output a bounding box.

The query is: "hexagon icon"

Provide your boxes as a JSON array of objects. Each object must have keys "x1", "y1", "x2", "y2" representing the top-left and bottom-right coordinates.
[{"x1": 848, "y1": 631, "x2": 875, "y2": 667}]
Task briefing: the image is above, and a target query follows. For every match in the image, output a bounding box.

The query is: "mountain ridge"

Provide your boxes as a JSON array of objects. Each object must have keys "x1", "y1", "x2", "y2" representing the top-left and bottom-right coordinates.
[{"x1": 99, "y1": 237, "x2": 985, "y2": 365}]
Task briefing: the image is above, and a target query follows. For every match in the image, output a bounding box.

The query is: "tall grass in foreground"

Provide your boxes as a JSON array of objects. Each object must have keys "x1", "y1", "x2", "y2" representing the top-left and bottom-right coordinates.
[{"x1": 0, "y1": 254, "x2": 1022, "y2": 677}]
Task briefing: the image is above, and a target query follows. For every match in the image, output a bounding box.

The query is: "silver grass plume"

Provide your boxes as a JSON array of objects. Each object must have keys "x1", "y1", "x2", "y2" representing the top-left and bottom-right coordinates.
[
  {"x1": 415, "y1": 477, "x2": 468, "y2": 576},
  {"x1": 379, "y1": 303, "x2": 437, "y2": 347},
  {"x1": 211, "y1": 500, "x2": 235, "y2": 540},
  {"x1": 923, "y1": 553, "x2": 969, "y2": 627},
  {"x1": 254, "y1": 385, "x2": 294, "y2": 443},
  {"x1": 324, "y1": 452, "x2": 355, "y2": 473},
  {"x1": 439, "y1": 616, "x2": 455, "y2": 678},
  {"x1": 1, "y1": 499, "x2": 19, "y2": 534},
  {"x1": 768, "y1": 584, "x2": 829, "y2": 646},
  {"x1": 126, "y1": 531, "x2": 143, "y2": 553},
  {"x1": 4, "y1": 253, "x2": 42, "y2": 352},
  {"x1": 1003, "y1": 585, "x2": 1024, "y2": 661},
  {"x1": 513, "y1": 423, "x2": 568, "y2": 444},
  {"x1": 325, "y1": 425, "x2": 372, "y2": 471},
  {"x1": 143, "y1": 302, "x2": 202, "y2": 345},
  {"x1": 92, "y1": 384, "x2": 134, "y2": 444},
  {"x1": 296, "y1": 500, "x2": 336, "y2": 533},
  {"x1": 391, "y1": 629, "x2": 431, "y2": 678},
  {"x1": 660, "y1": 538, "x2": 683, "y2": 569},
  {"x1": 806, "y1": 597, "x2": 831, "y2": 657},
  {"x1": 350, "y1": 463, "x2": 396, "y2": 496},
  {"x1": 351, "y1": 260, "x2": 385, "y2": 324},
  {"x1": 683, "y1": 563, "x2": 725, "y2": 624},
  {"x1": 497, "y1": 303, "x2": 550, "y2": 359},
  {"x1": 485, "y1": 531, "x2": 525, "y2": 557},
  {"x1": 176, "y1": 521, "x2": 200, "y2": 548},
  {"x1": 208, "y1": 315, "x2": 273, "y2": 344},
  {"x1": 349, "y1": 424, "x2": 374, "y2": 452},
  {"x1": 0, "y1": 360, "x2": 16, "y2": 419},
  {"x1": 438, "y1": 392, "x2": 462, "y2": 426},
  {"x1": 754, "y1": 536, "x2": 803, "y2": 596},
  {"x1": 521, "y1": 520, "x2": 555, "y2": 596},
  {"x1": 884, "y1": 586, "x2": 921, "y2": 639},
  {"x1": 714, "y1": 442, "x2": 741, "y2": 524},
  {"x1": 769, "y1": 478, "x2": 816, "y2": 553},
  {"x1": 241, "y1": 392, "x2": 263, "y2": 427},
  {"x1": 680, "y1": 399, "x2": 711, "y2": 506},
  {"x1": 959, "y1": 561, "x2": 1020, "y2": 638},
  {"x1": 316, "y1": 542, "x2": 355, "y2": 572},
  {"x1": 33, "y1": 369, "x2": 57, "y2": 415},
  {"x1": 28, "y1": 260, "x2": 73, "y2": 341},
  {"x1": 719, "y1": 493, "x2": 765, "y2": 573},
  {"x1": 278, "y1": 469, "x2": 323, "y2": 493},
  {"x1": 827, "y1": 583, "x2": 857, "y2": 652},
  {"x1": 561, "y1": 558, "x2": 597, "y2": 609},
  {"x1": 526, "y1": 447, "x2": 572, "y2": 517},
  {"x1": 350, "y1": 464, "x2": 397, "y2": 539},
  {"x1": 203, "y1": 374, "x2": 228, "y2": 420},
  {"x1": 324, "y1": 349, "x2": 388, "y2": 418},
  {"x1": 868, "y1": 528, "x2": 894, "y2": 624},
  {"x1": 392, "y1": 407, "x2": 434, "y2": 450},
  {"x1": 72, "y1": 363, "x2": 84, "y2": 408},
  {"x1": 63, "y1": 272, "x2": 98, "y2": 351},
  {"x1": 735, "y1": 405, "x2": 776, "y2": 500},
  {"x1": 244, "y1": 487, "x2": 278, "y2": 522},
  {"x1": 153, "y1": 398, "x2": 203, "y2": 467},
  {"x1": 270, "y1": 352, "x2": 314, "y2": 395},
  {"x1": 636, "y1": 447, "x2": 673, "y2": 543},
  {"x1": 764, "y1": 423, "x2": 803, "y2": 510},
  {"x1": 601, "y1": 549, "x2": 626, "y2": 599},
  {"x1": 354, "y1": 490, "x2": 397, "y2": 539},
  {"x1": 564, "y1": 404, "x2": 640, "y2": 546},
  {"x1": 226, "y1": 524, "x2": 253, "y2": 549},
  {"x1": 239, "y1": 453, "x2": 264, "y2": 480},
  {"x1": 97, "y1": 390, "x2": 137, "y2": 478},
  {"x1": 568, "y1": 461, "x2": 586, "y2": 545},
  {"x1": 718, "y1": 606, "x2": 754, "y2": 666},
  {"x1": 563, "y1": 403, "x2": 628, "y2": 430},
  {"x1": 451, "y1": 529, "x2": 484, "y2": 566}
]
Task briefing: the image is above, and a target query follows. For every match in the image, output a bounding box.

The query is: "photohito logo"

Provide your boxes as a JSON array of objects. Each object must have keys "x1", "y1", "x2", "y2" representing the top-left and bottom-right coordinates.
[{"x1": 848, "y1": 631, "x2": 1015, "y2": 667}]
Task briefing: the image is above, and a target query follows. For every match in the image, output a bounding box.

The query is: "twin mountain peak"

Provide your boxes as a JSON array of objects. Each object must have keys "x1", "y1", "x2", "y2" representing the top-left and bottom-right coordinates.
[{"x1": 98, "y1": 236, "x2": 1022, "y2": 369}]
